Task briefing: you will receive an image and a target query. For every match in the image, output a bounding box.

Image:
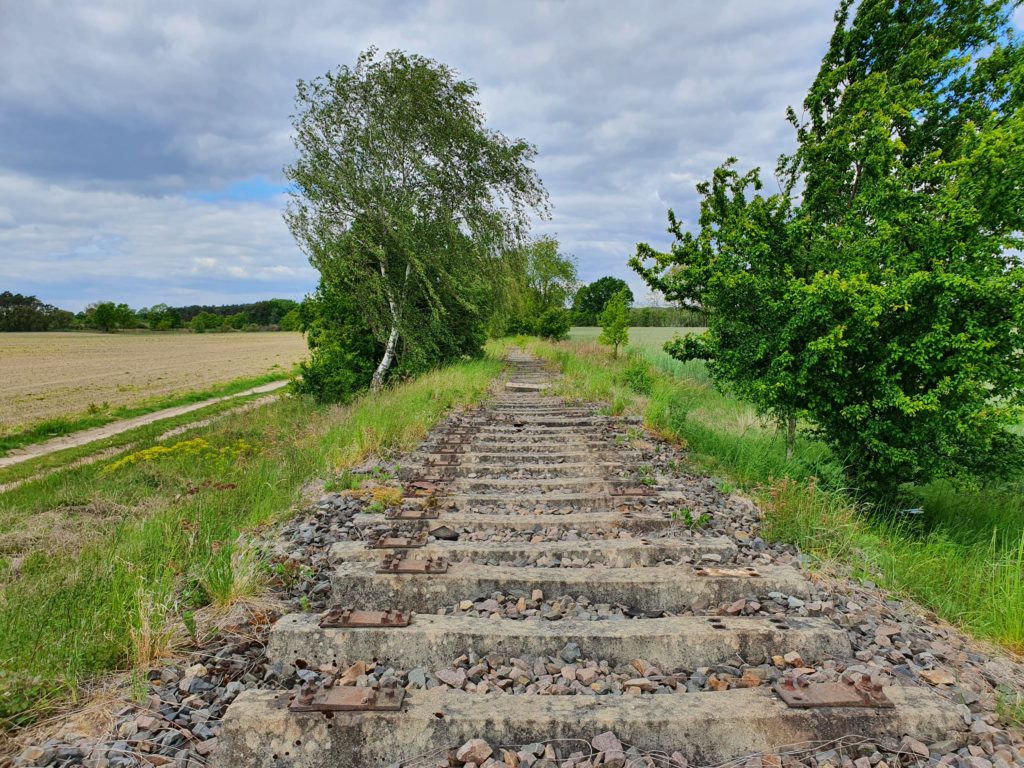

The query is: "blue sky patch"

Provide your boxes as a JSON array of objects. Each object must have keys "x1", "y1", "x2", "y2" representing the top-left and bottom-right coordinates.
[{"x1": 189, "y1": 176, "x2": 289, "y2": 203}]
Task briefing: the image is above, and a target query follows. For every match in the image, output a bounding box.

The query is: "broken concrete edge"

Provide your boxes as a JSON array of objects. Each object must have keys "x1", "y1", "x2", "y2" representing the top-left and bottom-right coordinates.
[
  {"x1": 266, "y1": 611, "x2": 853, "y2": 670},
  {"x1": 210, "y1": 685, "x2": 966, "y2": 768}
]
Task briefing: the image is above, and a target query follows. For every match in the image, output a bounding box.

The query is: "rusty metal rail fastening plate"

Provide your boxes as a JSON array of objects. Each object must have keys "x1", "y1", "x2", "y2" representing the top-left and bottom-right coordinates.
[
  {"x1": 694, "y1": 565, "x2": 761, "y2": 578},
  {"x1": 377, "y1": 553, "x2": 449, "y2": 574},
  {"x1": 320, "y1": 606, "x2": 412, "y2": 628},
  {"x1": 386, "y1": 507, "x2": 440, "y2": 520},
  {"x1": 774, "y1": 680, "x2": 894, "y2": 709},
  {"x1": 367, "y1": 531, "x2": 428, "y2": 549},
  {"x1": 425, "y1": 457, "x2": 459, "y2": 467},
  {"x1": 407, "y1": 480, "x2": 439, "y2": 494},
  {"x1": 284, "y1": 685, "x2": 405, "y2": 712},
  {"x1": 609, "y1": 486, "x2": 654, "y2": 497}
]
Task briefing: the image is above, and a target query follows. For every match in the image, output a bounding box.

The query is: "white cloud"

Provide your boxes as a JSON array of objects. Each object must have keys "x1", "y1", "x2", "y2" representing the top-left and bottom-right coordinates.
[
  {"x1": 0, "y1": 0, "x2": 841, "y2": 307},
  {"x1": 0, "y1": 173, "x2": 315, "y2": 310}
]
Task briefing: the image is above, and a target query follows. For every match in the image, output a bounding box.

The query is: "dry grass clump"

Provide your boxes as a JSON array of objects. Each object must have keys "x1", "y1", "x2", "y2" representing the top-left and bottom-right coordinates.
[{"x1": 129, "y1": 586, "x2": 182, "y2": 670}]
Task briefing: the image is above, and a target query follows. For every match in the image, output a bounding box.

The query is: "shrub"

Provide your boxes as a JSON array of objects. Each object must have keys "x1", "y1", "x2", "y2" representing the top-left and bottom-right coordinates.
[
  {"x1": 292, "y1": 285, "x2": 380, "y2": 403},
  {"x1": 621, "y1": 357, "x2": 654, "y2": 395},
  {"x1": 598, "y1": 289, "x2": 630, "y2": 357},
  {"x1": 537, "y1": 308, "x2": 570, "y2": 341}
]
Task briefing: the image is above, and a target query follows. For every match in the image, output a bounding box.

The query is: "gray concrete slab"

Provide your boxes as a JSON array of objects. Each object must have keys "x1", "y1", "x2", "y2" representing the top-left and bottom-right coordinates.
[
  {"x1": 352, "y1": 510, "x2": 676, "y2": 533},
  {"x1": 267, "y1": 612, "x2": 851, "y2": 671},
  {"x1": 415, "y1": 450, "x2": 641, "y2": 463},
  {"x1": 212, "y1": 685, "x2": 965, "y2": 768},
  {"x1": 449, "y1": 478, "x2": 619, "y2": 494},
  {"x1": 403, "y1": 462, "x2": 626, "y2": 475},
  {"x1": 328, "y1": 535, "x2": 738, "y2": 567},
  {"x1": 330, "y1": 562, "x2": 810, "y2": 612},
  {"x1": 452, "y1": 476, "x2": 623, "y2": 488},
  {"x1": 432, "y1": 489, "x2": 683, "y2": 502},
  {"x1": 506, "y1": 382, "x2": 551, "y2": 391}
]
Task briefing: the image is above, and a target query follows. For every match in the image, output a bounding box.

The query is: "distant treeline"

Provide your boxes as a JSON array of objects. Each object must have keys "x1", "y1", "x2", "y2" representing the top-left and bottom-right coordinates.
[
  {"x1": 566, "y1": 277, "x2": 706, "y2": 327},
  {"x1": 628, "y1": 306, "x2": 706, "y2": 327},
  {"x1": 0, "y1": 291, "x2": 300, "y2": 333},
  {"x1": 2, "y1": 288, "x2": 704, "y2": 334},
  {"x1": 0, "y1": 292, "x2": 76, "y2": 331},
  {"x1": 172, "y1": 299, "x2": 298, "y2": 325}
]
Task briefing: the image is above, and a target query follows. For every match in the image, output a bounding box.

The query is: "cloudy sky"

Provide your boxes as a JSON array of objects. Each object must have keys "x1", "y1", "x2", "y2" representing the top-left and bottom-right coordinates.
[{"x1": 0, "y1": 1, "x2": 944, "y2": 311}]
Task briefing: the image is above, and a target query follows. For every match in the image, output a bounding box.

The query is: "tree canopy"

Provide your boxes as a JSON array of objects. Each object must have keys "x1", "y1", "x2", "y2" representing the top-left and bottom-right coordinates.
[
  {"x1": 519, "y1": 236, "x2": 577, "y2": 315},
  {"x1": 84, "y1": 302, "x2": 135, "y2": 333},
  {"x1": 0, "y1": 292, "x2": 73, "y2": 332},
  {"x1": 598, "y1": 288, "x2": 631, "y2": 358},
  {"x1": 285, "y1": 48, "x2": 548, "y2": 392},
  {"x1": 572, "y1": 277, "x2": 633, "y2": 326},
  {"x1": 499, "y1": 236, "x2": 577, "y2": 335},
  {"x1": 633, "y1": 0, "x2": 1024, "y2": 495}
]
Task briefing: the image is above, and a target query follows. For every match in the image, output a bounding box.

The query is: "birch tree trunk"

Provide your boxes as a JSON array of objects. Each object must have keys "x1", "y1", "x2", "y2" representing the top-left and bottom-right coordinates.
[
  {"x1": 370, "y1": 260, "x2": 409, "y2": 392},
  {"x1": 371, "y1": 323, "x2": 399, "y2": 392}
]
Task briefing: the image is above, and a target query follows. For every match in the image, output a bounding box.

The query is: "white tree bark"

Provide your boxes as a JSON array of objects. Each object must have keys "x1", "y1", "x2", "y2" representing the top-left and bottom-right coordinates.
[
  {"x1": 369, "y1": 260, "x2": 410, "y2": 392},
  {"x1": 371, "y1": 323, "x2": 399, "y2": 392}
]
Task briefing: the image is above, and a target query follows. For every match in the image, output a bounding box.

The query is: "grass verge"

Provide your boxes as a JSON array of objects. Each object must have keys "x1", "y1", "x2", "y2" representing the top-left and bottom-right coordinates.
[
  {"x1": 0, "y1": 372, "x2": 291, "y2": 456},
  {"x1": 0, "y1": 390, "x2": 278, "y2": 489},
  {"x1": 535, "y1": 336, "x2": 1024, "y2": 652},
  {"x1": 0, "y1": 356, "x2": 501, "y2": 730}
]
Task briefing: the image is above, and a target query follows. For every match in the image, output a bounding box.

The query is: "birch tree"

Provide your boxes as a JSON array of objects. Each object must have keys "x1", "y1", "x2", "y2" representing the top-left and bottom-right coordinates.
[{"x1": 285, "y1": 48, "x2": 548, "y2": 390}]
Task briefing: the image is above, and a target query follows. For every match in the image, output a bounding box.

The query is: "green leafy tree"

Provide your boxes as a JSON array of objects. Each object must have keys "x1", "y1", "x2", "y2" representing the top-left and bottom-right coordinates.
[
  {"x1": 190, "y1": 311, "x2": 224, "y2": 333},
  {"x1": 572, "y1": 277, "x2": 633, "y2": 326},
  {"x1": 0, "y1": 292, "x2": 73, "y2": 331},
  {"x1": 631, "y1": 163, "x2": 805, "y2": 457},
  {"x1": 285, "y1": 48, "x2": 548, "y2": 392},
  {"x1": 598, "y1": 288, "x2": 630, "y2": 358},
  {"x1": 634, "y1": 0, "x2": 1024, "y2": 495},
  {"x1": 144, "y1": 304, "x2": 182, "y2": 330},
  {"x1": 247, "y1": 299, "x2": 299, "y2": 326},
  {"x1": 499, "y1": 236, "x2": 577, "y2": 334},
  {"x1": 224, "y1": 312, "x2": 248, "y2": 330},
  {"x1": 522, "y1": 236, "x2": 577, "y2": 314},
  {"x1": 293, "y1": 283, "x2": 380, "y2": 402},
  {"x1": 537, "y1": 307, "x2": 571, "y2": 341},
  {"x1": 279, "y1": 307, "x2": 302, "y2": 331},
  {"x1": 86, "y1": 302, "x2": 134, "y2": 333}
]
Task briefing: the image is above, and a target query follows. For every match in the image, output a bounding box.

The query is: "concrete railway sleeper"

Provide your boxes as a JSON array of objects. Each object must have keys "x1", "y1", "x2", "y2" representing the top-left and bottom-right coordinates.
[
  {"x1": 267, "y1": 612, "x2": 852, "y2": 672},
  {"x1": 328, "y1": 536, "x2": 739, "y2": 567},
  {"x1": 329, "y1": 562, "x2": 812, "y2": 614},
  {"x1": 211, "y1": 351, "x2": 970, "y2": 768},
  {"x1": 353, "y1": 509, "x2": 681, "y2": 533},
  {"x1": 215, "y1": 687, "x2": 963, "y2": 768}
]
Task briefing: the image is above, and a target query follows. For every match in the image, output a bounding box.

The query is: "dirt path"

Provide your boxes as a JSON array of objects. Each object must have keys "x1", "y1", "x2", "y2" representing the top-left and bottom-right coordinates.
[
  {"x1": 0, "y1": 393, "x2": 282, "y2": 494},
  {"x1": 0, "y1": 380, "x2": 289, "y2": 470}
]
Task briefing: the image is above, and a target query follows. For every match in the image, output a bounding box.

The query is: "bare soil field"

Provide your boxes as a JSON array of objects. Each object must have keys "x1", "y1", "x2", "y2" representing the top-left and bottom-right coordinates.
[{"x1": 0, "y1": 331, "x2": 307, "y2": 433}]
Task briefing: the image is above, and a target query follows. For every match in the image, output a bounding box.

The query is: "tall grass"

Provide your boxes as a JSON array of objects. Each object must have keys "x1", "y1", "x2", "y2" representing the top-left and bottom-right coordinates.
[
  {"x1": 0, "y1": 357, "x2": 500, "y2": 729},
  {"x1": 539, "y1": 335, "x2": 1024, "y2": 652}
]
